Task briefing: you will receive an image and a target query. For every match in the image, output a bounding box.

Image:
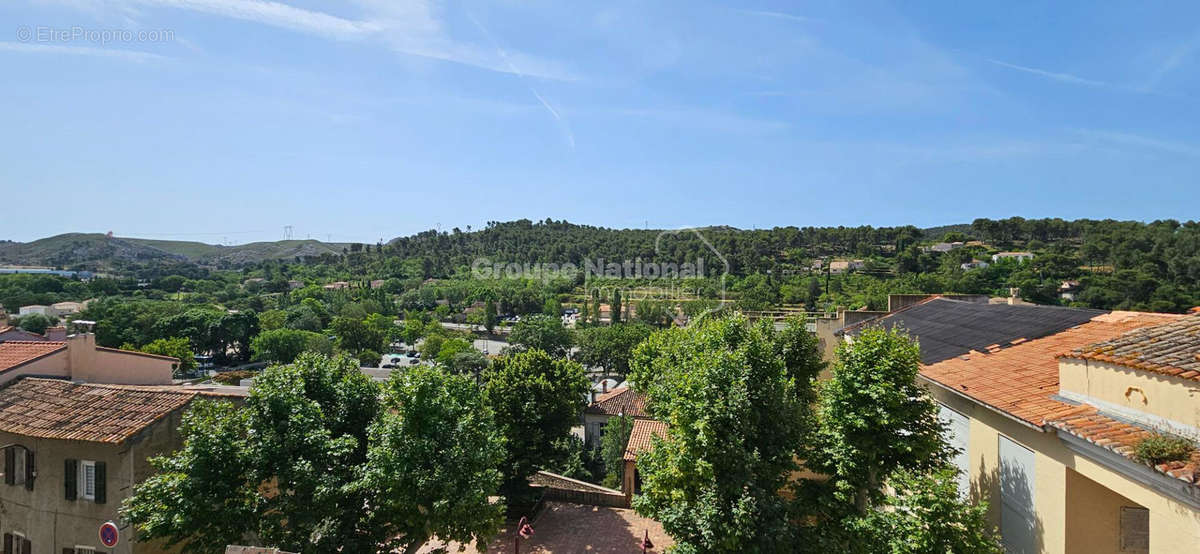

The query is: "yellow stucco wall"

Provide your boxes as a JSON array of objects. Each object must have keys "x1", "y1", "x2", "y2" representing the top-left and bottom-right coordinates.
[
  {"x1": 1064, "y1": 468, "x2": 1144, "y2": 554},
  {"x1": 924, "y1": 380, "x2": 1200, "y2": 554},
  {"x1": 1059, "y1": 358, "x2": 1200, "y2": 432},
  {"x1": 1, "y1": 335, "x2": 176, "y2": 387},
  {"x1": 0, "y1": 350, "x2": 71, "y2": 385}
]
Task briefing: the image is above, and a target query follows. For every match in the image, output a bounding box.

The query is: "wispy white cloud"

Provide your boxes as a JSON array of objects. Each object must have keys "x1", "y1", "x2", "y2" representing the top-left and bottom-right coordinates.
[
  {"x1": 738, "y1": 9, "x2": 820, "y2": 24},
  {"x1": 466, "y1": 10, "x2": 575, "y2": 150},
  {"x1": 1142, "y1": 30, "x2": 1200, "y2": 91},
  {"x1": 0, "y1": 41, "x2": 167, "y2": 62},
  {"x1": 583, "y1": 106, "x2": 788, "y2": 135},
  {"x1": 41, "y1": 0, "x2": 576, "y2": 80},
  {"x1": 986, "y1": 59, "x2": 1109, "y2": 87},
  {"x1": 135, "y1": 0, "x2": 381, "y2": 39}
]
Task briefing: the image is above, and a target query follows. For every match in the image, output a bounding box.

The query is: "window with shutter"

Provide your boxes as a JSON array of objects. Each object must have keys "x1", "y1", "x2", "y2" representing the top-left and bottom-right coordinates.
[
  {"x1": 23, "y1": 450, "x2": 33, "y2": 491},
  {"x1": 3, "y1": 532, "x2": 11, "y2": 554},
  {"x1": 74, "y1": 547, "x2": 96, "y2": 554},
  {"x1": 80, "y1": 460, "x2": 96, "y2": 500},
  {"x1": 64, "y1": 459, "x2": 77, "y2": 500},
  {"x1": 63, "y1": 548, "x2": 75, "y2": 554},
  {"x1": 3, "y1": 447, "x2": 13, "y2": 486},
  {"x1": 19, "y1": 537, "x2": 28, "y2": 554},
  {"x1": 94, "y1": 461, "x2": 106, "y2": 504},
  {"x1": 11, "y1": 448, "x2": 24, "y2": 487},
  {"x1": 1120, "y1": 506, "x2": 1149, "y2": 552}
]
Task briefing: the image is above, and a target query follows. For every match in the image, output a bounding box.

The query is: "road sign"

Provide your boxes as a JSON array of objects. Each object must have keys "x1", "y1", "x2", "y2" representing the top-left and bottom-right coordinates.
[{"x1": 99, "y1": 521, "x2": 119, "y2": 548}]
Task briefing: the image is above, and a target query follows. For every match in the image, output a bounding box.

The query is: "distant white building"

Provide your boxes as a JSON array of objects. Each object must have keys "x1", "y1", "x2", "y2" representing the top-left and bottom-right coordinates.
[
  {"x1": 961, "y1": 259, "x2": 990, "y2": 271},
  {"x1": 18, "y1": 305, "x2": 50, "y2": 317},
  {"x1": 991, "y1": 251, "x2": 1034, "y2": 263},
  {"x1": 930, "y1": 241, "x2": 964, "y2": 253},
  {"x1": 50, "y1": 301, "x2": 84, "y2": 316},
  {"x1": 828, "y1": 259, "x2": 865, "y2": 275}
]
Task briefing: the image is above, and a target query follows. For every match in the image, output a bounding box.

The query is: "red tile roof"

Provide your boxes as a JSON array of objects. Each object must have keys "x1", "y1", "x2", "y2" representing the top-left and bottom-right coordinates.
[
  {"x1": 1045, "y1": 404, "x2": 1200, "y2": 485},
  {"x1": 0, "y1": 341, "x2": 66, "y2": 373},
  {"x1": 920, "y1": 312, "x2": 1180, "y2": 425},
  {"x1": 0, "y1": 377, "x2": 197, "y2": 443},
  {"x1": 585, "y1": 386, "x2": 650, "y2": 418},
  {"x1": 623, "y1": 419, "x2": 668, "y2": 462},
  {"x1": 1060, "y1": 314, "x2": 1200, "y2": 381}
]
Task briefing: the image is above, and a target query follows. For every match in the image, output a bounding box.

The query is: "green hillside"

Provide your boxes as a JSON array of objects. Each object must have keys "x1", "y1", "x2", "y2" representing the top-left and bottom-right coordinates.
[
  {"x1": 0, "y1": 233, "x2": 182, "y2": 268},
  {"x1": 0, "y1": 234, "x2": 351, "y2": 269}
]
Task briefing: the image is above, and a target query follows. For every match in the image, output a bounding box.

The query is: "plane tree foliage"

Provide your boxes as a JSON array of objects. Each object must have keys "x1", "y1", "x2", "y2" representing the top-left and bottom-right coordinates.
[
  {"x1": 505, "y1": 314, "x2": 574, "y2": 358},
  {"x1": 123, "y1": 353, "x2": 506, "y2": 554},
  {"x1": 483, "y1": 349, "x2": 590, "y2": 502},
  {"x1": 628, "y1": 314, "x2": 1001, "y2": 554}
]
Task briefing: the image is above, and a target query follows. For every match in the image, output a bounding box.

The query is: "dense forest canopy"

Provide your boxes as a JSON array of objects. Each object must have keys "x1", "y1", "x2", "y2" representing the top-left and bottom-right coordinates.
[{"x1": 2, "y1": 217, "x2": 1199, "y2": 352}]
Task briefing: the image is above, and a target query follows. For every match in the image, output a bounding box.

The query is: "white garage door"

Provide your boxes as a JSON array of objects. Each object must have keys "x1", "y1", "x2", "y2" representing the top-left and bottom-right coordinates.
[
  {"x1": 999, "y1": 436, "x2": 1037, "y2": 554},
  {"x1": 938, "y1": 403, "x2": 970, "y2": 498}
]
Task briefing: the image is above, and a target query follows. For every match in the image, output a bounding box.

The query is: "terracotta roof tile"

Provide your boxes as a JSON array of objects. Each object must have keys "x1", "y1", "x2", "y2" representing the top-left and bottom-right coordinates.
[
  {"x1": 920, "y1": 312, "x2": 1180, "y2": 425},
  {"x1": 1061, "y1": 314, "x2": 1200, "y2": 381},
  {"x1": 0, "y1": 341, "x2": 66, "y2": 372},
  {"x1": 585, "y1": 387, "x2": 649, "y2": 418},
  {"x1": 623, "y1": 419, "x2": 668, "y2": 462},
  {"x1": 1045, "y1": 407, "x2": 1200, "y2": 485},
  {"x1": 0, "y1": 377, "x2": 197, "y2": 443}
]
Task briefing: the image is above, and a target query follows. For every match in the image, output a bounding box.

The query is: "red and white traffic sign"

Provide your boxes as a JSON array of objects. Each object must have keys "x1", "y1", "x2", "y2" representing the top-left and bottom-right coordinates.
[{"x1": 99, "y1": 521, "x2": 119, "y2": 548}]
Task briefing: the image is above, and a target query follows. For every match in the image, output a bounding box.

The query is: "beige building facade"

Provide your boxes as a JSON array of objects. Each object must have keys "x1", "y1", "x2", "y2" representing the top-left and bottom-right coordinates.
[
  {"x1": 847, "y1": 298, "x2": 1200, "y2": 553},
  {"x1": 0, "y1": 334, "x2": 177, "y2": 387},
  {"x1": 0, "y1": 378, "x2": 203, "y2": 554}
]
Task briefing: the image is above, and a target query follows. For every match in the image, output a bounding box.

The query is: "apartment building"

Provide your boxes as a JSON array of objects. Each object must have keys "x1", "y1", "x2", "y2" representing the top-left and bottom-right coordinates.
[
  {"x1": 841, "y1": 298, "x2": 1200, "y2": 553},
  {"x1": 0, "y1": 378, "x2": 209, "y2": 553}
]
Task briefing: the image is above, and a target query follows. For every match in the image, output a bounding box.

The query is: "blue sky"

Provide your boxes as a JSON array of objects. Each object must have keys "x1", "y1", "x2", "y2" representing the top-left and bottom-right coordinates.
[{"x1": 2, "y1": 1, "x2": 1199, "y2": 244}]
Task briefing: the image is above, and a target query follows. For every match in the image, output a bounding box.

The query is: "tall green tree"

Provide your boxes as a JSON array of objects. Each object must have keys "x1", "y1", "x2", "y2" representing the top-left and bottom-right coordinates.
[
  {"x1": 507, "y1": 314, "x2": 574, "y2": 358},
  {"x1": 355, "y1": 367, "x2": 505, "y2": 553},
  {"x1": 484, "y1": 349, "x2": 590, "y2": 502},
  {"x1": 628, "y1": 314, "x2": 823, "y2": 552},
  {"x1": 845, "y1": 468, "x2": 1002, "y2": 554},
  {"x1": 483, "y1": 299, "x2": 498, "y2": 333},
  {"x1": 250, "y1": 328, "x2": 331, "y2": 364},
  {"x1": 124, "y1": 337, "x2": 196, "y2": 375},
  {"x1": 575, "y1": 323, "x2": 653, "y2": 378},
  {"x1": 805, "y1": 326, "x2": 948, "y2": 514},
  {"x1": 600, "y1": 415, "x2": 633, "y2": 489},
  {"x1": 331, "y1": 315, "x2": 385, "y2": 355},
  {"x1": 124, "y1": 353, "x2": 381, "y2": 553},
  {"x1": 121, "y1": 400, "x2": 257, "y2": 554}
]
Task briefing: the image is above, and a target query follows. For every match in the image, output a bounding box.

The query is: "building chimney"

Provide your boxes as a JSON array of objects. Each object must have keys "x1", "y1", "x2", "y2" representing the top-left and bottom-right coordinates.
[{"x1": 66, "y1": 331, "x2": 98, "y2": 379}]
